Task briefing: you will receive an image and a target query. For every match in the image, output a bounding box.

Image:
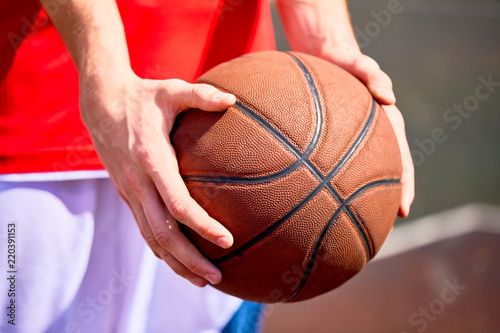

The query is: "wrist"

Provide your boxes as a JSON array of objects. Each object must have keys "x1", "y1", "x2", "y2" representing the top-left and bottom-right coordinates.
[
  {"x1": 78, "y1": 64, "x2": 138, "y2": 129},
  {"x1": 278, "y1": 0, "x2": 361, "y2": 58},
  {"x1": 76, "y1": 28, "x2": 133, "y2": 80},
  {"x1": 79, "y1": 57, "x2": 135, "y2": 89}
]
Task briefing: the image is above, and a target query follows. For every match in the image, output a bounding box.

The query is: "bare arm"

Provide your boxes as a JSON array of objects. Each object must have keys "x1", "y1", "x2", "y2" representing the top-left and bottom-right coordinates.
[
  {"x1": 277, "y1": 0, "x2": 415, "y2": 217},
  {"x1": 40, "y1": 0, "x2": 235, "y2": 287}
]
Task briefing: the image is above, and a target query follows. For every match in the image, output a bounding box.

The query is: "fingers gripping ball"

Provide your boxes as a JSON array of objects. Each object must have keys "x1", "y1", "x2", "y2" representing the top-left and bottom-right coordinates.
[{"x1": 170, "y1": 51, "x2": 402, "y2": 303}]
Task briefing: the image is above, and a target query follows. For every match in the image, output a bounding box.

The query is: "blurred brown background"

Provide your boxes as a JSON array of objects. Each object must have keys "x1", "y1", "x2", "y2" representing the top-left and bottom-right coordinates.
[{"x1": 263, "y1": 0, "x2": 500, "y2": 332}]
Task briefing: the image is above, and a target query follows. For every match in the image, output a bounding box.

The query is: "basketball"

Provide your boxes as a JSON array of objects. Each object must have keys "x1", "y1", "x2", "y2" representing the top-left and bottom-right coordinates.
[{"x1": 170, "y1": 51, "x2": 402, "y2": 303}]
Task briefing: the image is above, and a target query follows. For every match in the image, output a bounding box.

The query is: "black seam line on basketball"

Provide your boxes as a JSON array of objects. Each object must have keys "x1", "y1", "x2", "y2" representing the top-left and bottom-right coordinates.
[
  {"x1": 208, "y1": 99, "x2": 346, "y2": 264},
  {"x1": 237, "y1": 102, "x2": 344, "y2": 204},
  {"x1": 186, "y1": 98, "x2": 375, "y2": 205},
  {"x1": 344, "y1": 178, "x2": 401, "y2": 257},
  {"x1": 209, "y1": 53, "x2": 328, "y2": 264},
  {"x1": 210, "y1": 178, "x2": 395, "y2": 267},
  {"x1": 181, "y1": 159, "x2": 304, "y2": 184},
  {"x1": 284, "y1": 205, "x2": 345, "y2": 302},
  {"x1": 300, "y1": 99, "x2": 377, "y2": 261},
  {"x1": 284, "y1": 52, "x2": 323, "y2": 158},
  {"x1": 285, "y1": 99, "x2": 378, "y2": 260},
  {"x1": 345, "y1": 178, "x2": 401, "y2": 205},
  {"x1": 182, "y1": 102, "x2": 306, "y2": 184},
  {"x1": 211, "y1": 183, "x2": 325, "y2": 266},
  {"x1": 284, "y1": 178, "x2": 401, "y2": 302},
  {"x1": 326, "y1": 98, "x2": 377, "y2": 182},
  {"x1": 212, "y1": 98, "x2": 377, "y2": 264},
  {"x1": 344, "y1": 178, "x2": 401, "y2": 256},
  {"x1": 318, "y1": 98, "x2": 378, "y2": 260},
  {"x1": 182, "y1": 53, "x2": 323, "y2": 184},
  {"x1": 343, "y1": 207, "x2": 373, "y2": 259},
  {"x1": 207, "y1": 55, "x2": 375, "y2": 266}
]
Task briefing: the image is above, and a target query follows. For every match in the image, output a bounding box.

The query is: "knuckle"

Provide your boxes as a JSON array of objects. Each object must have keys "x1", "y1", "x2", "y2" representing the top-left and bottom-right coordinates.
[
  {"x1": 168, "y1": 198, "x2": 189, "y2": 220},
  {"x1": 132, "y1": 146, "x2": 154, "y2": 168},
  {"x1": 363, "y1": 55, "x2": 381, "y2": 70},
  {"x1": 168, "y1": 78, "x2": 184, "y2": 87},
  {"x1": 196, "y1": 223, "x2": 213, "y2": 240},
  {"x1": 155, "y1": 230, "x2": 175, "y2": 249},
  {"x1": 354, "y1": 55, "x2": 381, "y2": 79},
  {"x1": 143, "y1": 234, "x2": 160, "y2": 248},
  {"x1": 192, "y1": 84, "x2": 216, "y2": 99},
  {"x1": 169, "y1": 265, "x2": 189, "y2": 279},
  {"x1": 184, "y1": 260, "x2": 205, "y2": 275},
  {"x1": 122, "y1": 166, "x2": 142, "y2": 189}
]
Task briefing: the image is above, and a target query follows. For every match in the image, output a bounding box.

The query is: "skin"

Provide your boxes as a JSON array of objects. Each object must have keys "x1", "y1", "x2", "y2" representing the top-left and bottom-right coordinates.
[{"x1": 40, "y1": 0, "x2": 414, "y2": 288}]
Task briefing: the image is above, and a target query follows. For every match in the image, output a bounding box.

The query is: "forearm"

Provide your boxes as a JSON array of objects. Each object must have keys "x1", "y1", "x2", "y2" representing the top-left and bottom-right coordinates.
[
  {"x1": 276, "y1": 0, "x2": 360, "y2": 56},
  {"x1": 40, "y1": 0, "x2": 131, "y2": 78}
]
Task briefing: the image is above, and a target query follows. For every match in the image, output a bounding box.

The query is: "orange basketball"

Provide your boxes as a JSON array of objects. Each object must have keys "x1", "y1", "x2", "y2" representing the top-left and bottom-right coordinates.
[{"x1": 171, "y1": 51, "x2": 402, "y2": 303}]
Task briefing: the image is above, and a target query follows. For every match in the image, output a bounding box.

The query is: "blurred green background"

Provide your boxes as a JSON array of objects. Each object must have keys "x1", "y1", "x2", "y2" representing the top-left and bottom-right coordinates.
[{"x1": 272, "y1": 0, "x2": 500, "y2": 220}]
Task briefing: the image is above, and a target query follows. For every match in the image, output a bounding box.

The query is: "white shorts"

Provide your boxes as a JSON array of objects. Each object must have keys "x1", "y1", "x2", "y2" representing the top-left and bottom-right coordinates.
[{"x1": 0, "y1": 176, "x2": 242, "y2": 333}]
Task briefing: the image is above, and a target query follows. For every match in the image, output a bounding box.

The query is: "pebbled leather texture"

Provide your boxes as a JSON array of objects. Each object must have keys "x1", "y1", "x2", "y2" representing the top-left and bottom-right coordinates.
[{"x1": 170, "y1": 51, "x2": 402, "y2": 303}]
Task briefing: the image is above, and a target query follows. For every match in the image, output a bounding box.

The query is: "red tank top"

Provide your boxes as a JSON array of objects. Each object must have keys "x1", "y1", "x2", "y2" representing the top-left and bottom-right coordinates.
[{"x1": 0, "y1": 0, "x2": 275, "y2": 174}]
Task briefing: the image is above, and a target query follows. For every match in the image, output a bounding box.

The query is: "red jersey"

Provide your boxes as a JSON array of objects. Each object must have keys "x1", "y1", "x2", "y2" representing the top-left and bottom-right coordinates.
[{"x1": 0, "y1": 0, "x2": 275, "y2": 174}]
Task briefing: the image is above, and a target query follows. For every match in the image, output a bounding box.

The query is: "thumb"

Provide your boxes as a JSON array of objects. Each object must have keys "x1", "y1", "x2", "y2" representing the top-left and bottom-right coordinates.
[{"x1": 165, "y1": 79, "x2": 236, "y2": 112}]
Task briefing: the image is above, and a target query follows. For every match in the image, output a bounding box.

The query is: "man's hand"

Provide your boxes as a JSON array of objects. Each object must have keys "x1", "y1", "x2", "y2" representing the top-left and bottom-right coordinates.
[
  {"x1": 277, "y1": 0, "x2": 415, "y2": 217},
  {"x1": 81, "y1": 73, "x2": 236, "y2": 287},
  {"x1": 41, "y1": 0, "x2": 235, "y2": 287}
]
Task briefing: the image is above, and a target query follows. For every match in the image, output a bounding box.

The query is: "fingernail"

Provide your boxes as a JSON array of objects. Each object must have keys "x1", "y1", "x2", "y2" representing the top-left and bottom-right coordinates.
[
  {"x1": 206, "y1": 273, "x2": 220, "y2": 285},
  {"x1": 217, "y1": 236, "x2": 232, "y2": 249},
  {"x1": 190, "y1": 277, "x2": 206, "y2": 287}
]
